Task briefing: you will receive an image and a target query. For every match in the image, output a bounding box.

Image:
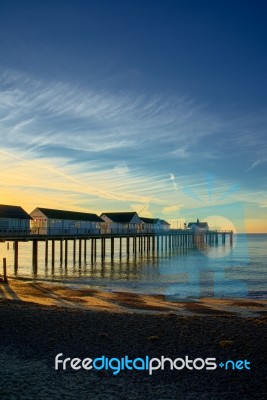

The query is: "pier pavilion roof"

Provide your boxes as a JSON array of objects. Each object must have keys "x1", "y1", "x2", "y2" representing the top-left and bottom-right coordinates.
[
  {"x1": 160, "y1": 220, "x2": 170, "y2": 225},
  {"x1": 0, "y1": 204, "x2": 32, "y2": 219},
  {"x1": 100, "y1": 212, "x2": 140, "y2": 223},
  {"x1": 140, "y1": 217, "x2": 160, "y2": 224},
  {"x1": 188, "y1": 221, "x2": 208, "y2": 229},
  {"x1": 35, "y1": 208, "x2": 103, "y2": 222}
]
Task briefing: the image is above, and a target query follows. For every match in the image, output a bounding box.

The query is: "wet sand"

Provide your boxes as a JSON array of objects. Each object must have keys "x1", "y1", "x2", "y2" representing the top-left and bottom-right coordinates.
[{"x1": 0, "y1": 280, "x2": 266, "y2": 399}]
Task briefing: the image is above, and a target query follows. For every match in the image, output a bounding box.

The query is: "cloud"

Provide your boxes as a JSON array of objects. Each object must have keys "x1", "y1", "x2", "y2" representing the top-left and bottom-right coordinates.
[
  {"x1": 0, "y1": 69, "x2": 224, "y2": 159},
  {"x1": 113, "y1": 162, "x2": 129, "y2": 175},
  {"x1": 1, "y1": 69, "x2": 266, "y2": 223},
  {"x1": 245, "y1": 158, "x2": 267, "y2": 172}
]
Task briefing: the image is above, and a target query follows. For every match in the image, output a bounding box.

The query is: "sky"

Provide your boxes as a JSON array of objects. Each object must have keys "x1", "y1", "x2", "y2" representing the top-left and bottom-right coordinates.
[{"x1": 0, "y1": 0, "x2": 267, "y2": 232}]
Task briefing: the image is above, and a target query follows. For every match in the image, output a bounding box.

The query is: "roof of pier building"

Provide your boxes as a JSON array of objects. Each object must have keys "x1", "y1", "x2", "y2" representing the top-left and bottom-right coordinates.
[
  {"x1": 188, "y1": 219, "x2": 209, "y2": 229},
  {"x1": 141, "y1": 217, "x2": 170, "y2": 225},
  {"x1": 0, "y1": 204, "x2": 32, "y2": 219},
  {"x1": 31, "y1": 207, "x2": 103, "y2": 222},
  {"x1": 100, "y1": 212, "x2": 142, "y2": 224}
]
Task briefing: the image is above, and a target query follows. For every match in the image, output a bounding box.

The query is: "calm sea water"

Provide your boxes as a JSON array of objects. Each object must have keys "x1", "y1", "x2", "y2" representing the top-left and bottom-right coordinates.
[{"x1": 0, "y1": 234, "x2": 266, "y2": 299}]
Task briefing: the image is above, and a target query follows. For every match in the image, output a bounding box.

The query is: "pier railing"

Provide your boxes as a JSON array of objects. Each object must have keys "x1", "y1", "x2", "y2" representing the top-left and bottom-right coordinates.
[{"x1": 0, "y1": 227, "x2": 233, "y2": 240}]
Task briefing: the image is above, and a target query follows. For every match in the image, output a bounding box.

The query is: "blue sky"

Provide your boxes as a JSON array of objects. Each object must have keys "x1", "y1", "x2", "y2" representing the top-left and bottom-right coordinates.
[{"x1": 0, "y1": 0, "x2": 267, "y2": 231}]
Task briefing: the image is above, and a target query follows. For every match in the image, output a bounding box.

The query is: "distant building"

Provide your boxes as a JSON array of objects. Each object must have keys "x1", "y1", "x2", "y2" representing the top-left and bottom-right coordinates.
[
  {"x1": 100, "y1": 212, "x2": 142, "y2": 234},
  {"x1": 0, "y1": 204, "x2": 31, "y2": 234},
  {"x1": 140, "y1": 217, "x2": 170, "y2": 233},
  {"x1": 187, "y1": 218, "x2": 209, "y2": 231},
  {"x1": 30, "y1": 207, "x2": 103, "y2": 235}
]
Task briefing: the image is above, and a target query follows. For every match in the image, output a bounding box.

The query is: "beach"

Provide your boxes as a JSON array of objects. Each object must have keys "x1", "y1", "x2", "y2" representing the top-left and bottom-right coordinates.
[{"x1": 0, "y1": 280, "x2": 266, "y2": 399}]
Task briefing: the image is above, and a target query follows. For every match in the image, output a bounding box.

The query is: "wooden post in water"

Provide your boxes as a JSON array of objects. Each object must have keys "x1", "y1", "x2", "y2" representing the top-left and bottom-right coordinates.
[
  {"x1": 51, "y1": 240, "x2": 55, "y2": 268},
  {"x1": 32, "y1": 240, "x2": 38, "y2": 270},
  {"x1": 119, "y1": 237, "x2": 122, "y2": 258},
  {"x1": 73, "y1": 240, "x2": 76, "y2": 263},
  {"x1": 126, "y1": 236, "x2": 130, "y2": 258},
  {"x1": 84, "y1": 239, "x2": 87, "y2": 260},
  {"x1": 133, "y1": 236, "x2": 136, "y2": 254},
  {"x1": 45, "y1": 240, "x2": 48, "y2": 265},
  {"x1": 65, "y1": 240, "x2": 68, "y2": 267},
  {"x1": 111, "y1": 237, "x2": 114, "y2": 259},
  {"x1": 94, "y1": 238, "x2": 97, "y2": 258},
  {"x1": 101, "y1": 238, "x2": 104, "y2": 259},
  {"x1": 152, "y1": 235, "x2": 155, "y2": 253},
  {"x1": 3, "y1": 257, "x2": 8, "y2": 283},
  {"x1": 230, "y1": 231, "x2": 233, "y2": 246},
  {"x1": 14, "y1": 241, "x2": 18, "y2": 273},
  {"x1": 79, "y1": 239, "x2": 82, "y2": 265},
  {"x1": 91, "y1": 238, "x2": 94, "y2": 260},
  {"x1": 60, "y1": 240, "x2": 63, "y2": 264}
]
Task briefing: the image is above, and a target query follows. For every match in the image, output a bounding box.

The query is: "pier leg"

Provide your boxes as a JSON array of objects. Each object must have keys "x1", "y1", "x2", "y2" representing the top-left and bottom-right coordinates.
[
  {"x1": 73, "y1": 240, "x2": 76, "y2": 263},
  {"x1": 32, "y1": 240, "x2": 38, "y2": 271},
  {"x1": 45, "y1": 241, "x2": 48, "y2": 265},
  {"x1": 111, "y1": 237, "x2": 114, "y2": 259},
  {"x1": 84, "y1": 239, "x2": 87, "y2": 260},
  {"x1": 119, "y1": 237, "x2": 122, "y2": 258},
  {"x1": 60, "y1": 240, "x2": 63, "y2": 264},
  {"x1": 3, "y1": 257, "x2": 8, "y2": 283},
  {"x1": 91, "y1": 239, "x2": 94, "y2": 260},
  {"x1": 230, "y1": 232, "x2": 233, "y2": 246},
  {"x1": 51, "y1": 240, "x2": 55, "y2": 268},
  {"x1": 14, "y1": 241, "x2": 18, "y2": 273},
  {"x1": 79, "y1": 239, "x2": 82, "y2": 265},
  {"x1": 101, "y1": 238, "x2": 105, "y2": 259},
  {"x1": 65, "y1": 240, "x2": 68, "y2": 267},
  {"x1": 126, "y1": 237, "x2": 130, "y2": 258},
  {"x1": 152, "y1": 236, "x2": 155, "y2": 253}
]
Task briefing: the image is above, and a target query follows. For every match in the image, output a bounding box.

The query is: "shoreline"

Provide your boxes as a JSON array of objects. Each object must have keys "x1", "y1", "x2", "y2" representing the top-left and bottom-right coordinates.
[{"x1": 1, "y1": 278, "x2": 266, "y2": 317}]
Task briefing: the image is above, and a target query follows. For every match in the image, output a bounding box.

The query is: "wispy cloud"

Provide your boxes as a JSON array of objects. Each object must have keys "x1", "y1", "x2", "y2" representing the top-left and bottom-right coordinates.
[
  {"x1": 1, "y1": 69, "x2": 267, "y2": 223},
  {"x1": 0, "y1": 70, "x2": 223, "y2": 157},
  {"x1": 245, "y1": 157, "x2": 267, "y2": 172}
]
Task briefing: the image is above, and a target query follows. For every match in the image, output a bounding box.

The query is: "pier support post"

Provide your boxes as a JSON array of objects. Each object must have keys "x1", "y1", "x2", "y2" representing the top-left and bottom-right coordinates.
[
  {"x1": 133, "y1": 236, "x2": 136, "y2": 255},
  {"x1": 60, "y1": 240, "x2": 63, "y2": 264},
  {"x1": 126, "y1": 237, "x2": 130, "y2": 257},
  {"x1": 45, "y1": 241, "x2": 48, "y2": 265},
  {"x1": 79, "y1": 239, "x2": 82, "y2": 265},
  {"x1": 32, "y1": 240, "x2": 38, "y2": 270},
  {"x1": 51, "y1": 240, "x2": 55, "y2": 268},
  {"x1": 152, "y1": 236, "x2": 155, "y2": 253},
  {"x1": 119, "y1": 237, "x2": 122, "y2": 258},
  {"x1": 65, "y1": 240, "x2": 68, "y2": 267},
  {"x1": 14, "y1": 241, "x2": 18, "y2": 273},
  {"x1": 111, "y1": 237, "x2": 114, "y2": 259},
  {"x1": 91, "y1": 238, "x2": 94, "y2": 260},
  {"x1": 84, "y1": 240, "x2": 87, "y2": 260},
  {"x1": 3, "y1": 257, "x2": 8, "y2": 283},
  {"x1": 230, "y1": 231, "x2": 233, "y2": 246},
  {"x1": 73, "y1": 240, "x2": 76, "y2": 263}
]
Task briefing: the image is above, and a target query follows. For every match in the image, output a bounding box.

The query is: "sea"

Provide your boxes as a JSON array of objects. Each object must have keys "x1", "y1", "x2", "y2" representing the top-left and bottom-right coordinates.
[{"x1": 0, "y1": 233, "x2": 266, "y2": 300}]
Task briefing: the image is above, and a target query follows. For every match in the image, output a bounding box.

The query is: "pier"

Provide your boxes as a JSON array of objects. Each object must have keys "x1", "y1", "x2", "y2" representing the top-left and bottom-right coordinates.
[{"x1": 0, "y1": 230, "x2": 233, "y2": 272}]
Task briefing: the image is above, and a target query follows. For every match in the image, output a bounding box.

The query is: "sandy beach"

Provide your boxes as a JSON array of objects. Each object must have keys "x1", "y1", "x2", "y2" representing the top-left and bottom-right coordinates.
[{"x1": 0, "y1": 279, "x2": 266, "y2": 399}]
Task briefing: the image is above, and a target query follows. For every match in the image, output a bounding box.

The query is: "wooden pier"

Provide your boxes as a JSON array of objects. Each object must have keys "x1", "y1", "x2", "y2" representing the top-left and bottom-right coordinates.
[{"x1": 0, "y1": 230, "x2": 233, "y2": 271}]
